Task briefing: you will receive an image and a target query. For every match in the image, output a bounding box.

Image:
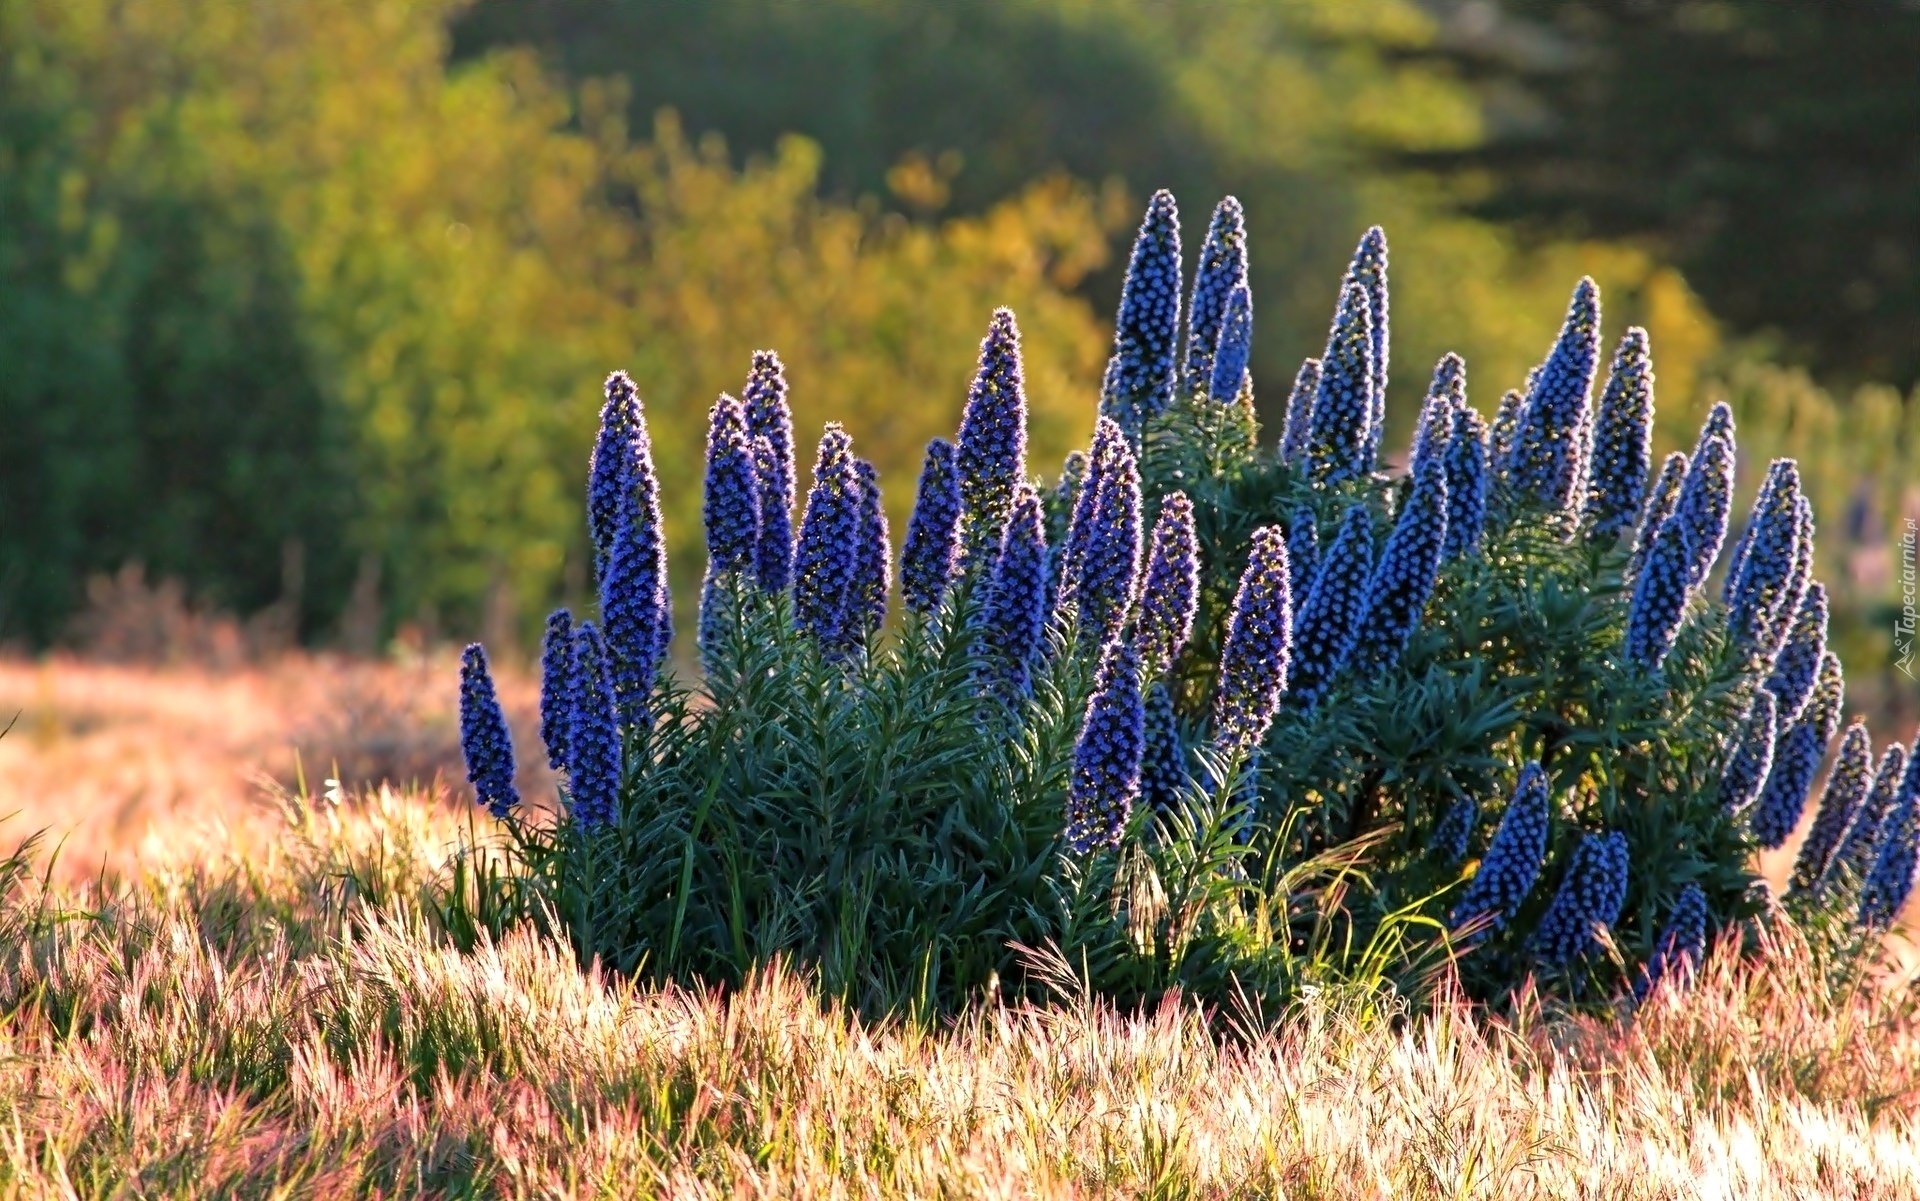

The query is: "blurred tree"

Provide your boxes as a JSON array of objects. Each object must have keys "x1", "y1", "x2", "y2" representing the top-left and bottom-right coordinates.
[{"x1": 1401, "y1": 0, "x2": 1920, "y2": 389}]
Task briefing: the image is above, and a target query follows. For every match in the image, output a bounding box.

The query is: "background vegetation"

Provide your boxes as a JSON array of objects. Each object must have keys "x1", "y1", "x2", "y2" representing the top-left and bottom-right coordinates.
[{"x1": 1, "y1": 0, "x2": 1913, "y2": 730}]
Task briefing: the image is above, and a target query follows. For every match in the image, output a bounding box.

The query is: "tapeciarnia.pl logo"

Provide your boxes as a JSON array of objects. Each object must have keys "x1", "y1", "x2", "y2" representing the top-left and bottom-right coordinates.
[{"x1": 1898, "y1": 517, "x2": 1916, "y2": 680}]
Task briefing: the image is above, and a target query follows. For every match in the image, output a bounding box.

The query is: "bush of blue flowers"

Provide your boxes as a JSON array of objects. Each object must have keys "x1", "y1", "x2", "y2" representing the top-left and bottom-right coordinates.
[{"x1": 459, "y1": 190, "x2": 1920, "y2": 1016}]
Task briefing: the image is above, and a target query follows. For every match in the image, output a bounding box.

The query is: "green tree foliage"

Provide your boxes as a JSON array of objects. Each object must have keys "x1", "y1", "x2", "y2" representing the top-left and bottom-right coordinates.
[{"x1": 1402, "y1": 0, "x2": 1920, "y2": 388}]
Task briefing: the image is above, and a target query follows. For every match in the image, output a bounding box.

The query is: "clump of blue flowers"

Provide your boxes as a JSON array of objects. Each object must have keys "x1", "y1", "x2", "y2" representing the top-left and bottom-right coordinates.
[
  {"x1": 1582, "y1": 327, "x2": 1654, "y2": 540},
  {"x1": 1100, "y1": 191, "x2": 1182, "y2": 438},
  {"x1": 1286, "y1": 503, "x2": 1373, "y2": 712},
  {"x1": 793, "y1": 425, "x2": 864, "y2": 656},
  {"x1": 1638, "y1": 883, "x2": 1708, "y2": 1000},
  {"x1": 1068, "y1": 638, "x2": 1146, "y2": 853},
  {"x1": 956, "y1": 308, "x2": 1030, "y2": 569},
  {"x1": 1450, "y1": 764, "x2": 1552, "y2": 934},
  {"x1": 901, "y1": 438, "x2": 962, "y2": 618},
  {"x1": 458, "y1": 643, "x2": 519, "y2": 819},
  {"x1": 1529, "y1": 830, "x2": 1630, "y2": 965},
  {"x1": 1136, "y1": 492, "x2": 1199, "y2": 679},
  {"x1": 744, "y1": 351, "x2": 796, "y2": 593},
  {"x1": 1504, "y1": 278, "x2": 1600, "y2": 516},
  {"x1": 1212, "y1": 526, "x2": 1293, "y2": 764},
  {"x1": 1185, "y1": 196, "x2": 1247, "y2": 394},
  {"x1": 977, "y1": 485, "x2": 1049, "y2": 702}
]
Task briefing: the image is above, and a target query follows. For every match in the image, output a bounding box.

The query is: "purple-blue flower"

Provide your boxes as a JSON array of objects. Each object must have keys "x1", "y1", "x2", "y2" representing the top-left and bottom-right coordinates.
[
  {"x1": 1443, "y1": 402, "x2": 1490, "y2": 560},
  {"x1": 1343, "y1": 227, "x2": 1390, "y2": 468},
  {"x1": 1208, "y1": 282, "x2": 1254, "y2": 404},
  {"x1": 566, "y1": 621, "x2": 621, "y2": 830},
  {"x1": 852, "y1": 458, "x2": 890, "y2": 641},
  {"x1": 1750, "y1": 652, "x2": 1844, "y2": 849},
  {"x1": 458, "y1": 643, "x2": 519, "y2": 819},
  {"x1": 1859, "y1": 759, "x2": 1920, "y2": 931},
  {"x1": 1765, "y1": 582, "x2": 1829, "y2": 728},
  {"x1": 1431, "y1": 795, "x2": 1479, "y2": 865},
  {"x1": 1505, "y1": 278, "x2": 1601, "y2": 515},
  {"x1": 1719, "y1": 688, "x2": 1777, "y2": 814},
  {"x1": 1670, "y1": 405, "x2": 1735, "y2": 588},
  {"x1": 1450, "y1": 763, "x2": 1552, "y2": 933},
  {"x1": 1212, "y1": 526, "x2": 1293, "y2": 763},
  {"x1": 1185, "y1": 196, "x2": 1248, "y2": 395},
  {"x1": 1140, "y1": 680, "x2": 1187, "y2": 814},
  {"x1": 957, "y1": 308, "x2": 1031, "y2": 568},
  {"x1": 744, "y1": 351, "x2": 796, "y2": 593},
  {"x1": 703, "y1": 393, "x2": 761, "y2": 576},
  {"x1": 1725, "y1": 460, "x2": 1805, "y2": 661},
  {"x1": 1792, "y1": 721, "x2": 1874, "y2": 893},
  {"x1": 1287, "y1": 503, "x2": 1374, "y2": 712},
  {"x1": 1074, "y1": 430, "x2": 1142, "y2": 648},
  {"x1": 1279, "y1": 358, "x2": 1320, "y2": 466},
  {"x1": 1409, "y1": 353, "x2": 1465, "y2": 481},
  {"x1": 1628, "y1": 452, "x2": 1689, "y2": 583},
  {"x1": 1622, "y1": 515, "x2": 1693, "y2": 671},
  {"x1": 1637, "y1": 883, "x2": 1708, "y2": 999},
  {"x1": 1583, "y1": 327, "x2": 1655, "y2": 541},
  {"x1": 977, "y1": 485, "x2": 1048, "y2": 701},
  {"x1": 1099, "y1": 190, "x2": 1183, "y2": 437},
  {"x1": 1833, "y1": 741, "x2": 1910, "y2": 879},
  {"x1": 1305, "y1": 284, "x2": 1376, "y2": 486},
  {"x1": 1137, "y1": 492, "x2": 1199, "y2": 679},
  {"x1": 792, "y1": 425, "x2": 863, "y2": 656},
  {"x1": 600, "y1": 467, "x2": 670, "y2": 731},
  {"x1": 538, "y1": 608, "x2": 574, "y2": 771},
  {"x1": 1056, "y1": 419, "x2": 1124, "y2": 621},
  {"x1": 587, "y1": 371, "x2": 642, "y2": 579},
  {"x1": 901, "y1": 438, "x2": 962, "y2": 618},
  {"x1": 1287, "y1": 506, "x2": 1320, "y2": 607},
  {"x1": 1067, "y1": 637, "x2": 1146, "y2": 853},
  {"x1": 1488, "y1": 388, "x2": 1524, "y2": 481},
  {"x1": 1529, "y1": 830, "x2": 1630, "y2": 965},
  {"x1": 1350, "y1": 445, "x2": 1448, "y2": 675}
]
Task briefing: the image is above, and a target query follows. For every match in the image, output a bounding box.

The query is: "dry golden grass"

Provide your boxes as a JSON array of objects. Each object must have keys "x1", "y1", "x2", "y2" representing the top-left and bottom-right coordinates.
[{"x1": 0, "y1": 656, "x2": 1916, "y2": 1196}]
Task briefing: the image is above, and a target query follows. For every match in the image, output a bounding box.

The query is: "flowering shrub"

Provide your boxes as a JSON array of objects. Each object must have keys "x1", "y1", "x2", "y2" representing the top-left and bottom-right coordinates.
[{"x1": 462, "y1": 190, "x2": 1905, "y2": 1016}]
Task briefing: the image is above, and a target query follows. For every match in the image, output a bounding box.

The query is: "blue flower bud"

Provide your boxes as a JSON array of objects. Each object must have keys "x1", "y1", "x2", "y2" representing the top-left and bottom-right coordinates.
[
  {"x1": 1859, "y1": 754, "x2": 1920, "y2": 931},
  {"x1": 1450, "y1": 763, "x2": 1552, "y2": 933},
  {"x1": 1287, "y1": 503, "x2": 1374, "y2": 712},
  {"x1": 1529, "y1": 830, "x2": 1630, "y2": 965},
  {"x1": 1431, "y1": 795, "x2": 1479, "y2": 865},
  {"x1": 566, "y1": 621, "x2": 621, "y2": 830},
  {"x1": 1671, "y1": 407, "x2": 1735, "y2": 588},
  {"x1": 977, "y1": 485, "x2": 1048, "y2": 701},
  {"x1": 901, "y1": 438, "x2": 963, "y2": 618},
  {"x1": 1409, "y1": 353, "x2": 1464, "y2": 481},
  {"x1": 743, "y1": 351, "x2": 796, "y2": 593},
  {"x1": 1765, "y1": 582, "x2": 1829, "y2": 728},
  {"x1": 1140, "y1": 680, "x2": 1188, "y2": 814},
  {"x1": 1622, "y1": 514, "x2": 1693, "y2": 671},
  {"x1": 1075, "y1": 431, "x2": 1142, "y2": 649},
  {"x1": 1137, "y1": 492, "x2": 1199, "y2": 679},
  {"x1": 1350, "y1": 445, "x2": 1448, "y2": 675},
  {"x1": 1833, "y1": 742, "x2": 1909, "y2": 880},
  {"x1": 1208, "y1": 282, "x2": 1254, "y2": 404},
  {"x1": 1443, "y1": 402, "x2": 1490, "y2": 560},
  {"x1": 1637, "y1": 883, "x2": 1708, "y2": 999},
  {"x1": 1343, "y1": 227, "x2": 1391, "y2": 468},
  {"x1": 1306, "y1": 284, "x2": 1376, "y2": 486},
  {"x1": 702, "y1": 393, "x2": 761, "y2": 576},
  {"x1": 458, "y1": 643, "x2": 519, "y2": 819},
  {"x1": 1279, "y1": 358, "x2": 1320, "y2": 466},
  {"x1": 1725, "y1": 460, "x2": 1805, "y2": 661},
  {"x1": 1750, "y1": 652, "x2": 1844, "y2": 849},
  {"x1": 852, "y1": 458, "x2": 891, "y2": 640},
  {"x1": 1719, "y1": 689, "x2": 1778, "y2": 814},
  {"x1": 599, "y1": 464, "x2": 670, "y2": 730},
  {"x1": 1793, "y1": 722, "x2": 1875, "y2": 893},
  {"x1": 538, "y1": 609, "x2": 574, "y2": 772},
  {"x1": 1506, "y1": 279, "x2": 1601, "y2": 515},
  {"x1": 1068, "y1": 638, "x2": 1146, "y2": 853},
  {"x1": 1099, "y1": 191, "x2": 1182, "y2": 438},
  {"x1": 1212, "y1": 527, "x2": 1293, "y2": 763},
  {"x1": 1583, "y1": 327, "x2": 1655, "y2": 541},
  {"x1": 956, "y1": 308, "x2": 1031, "y2": 569},
  {"x1": 1186, "y1": 196, "x2": 1248, "y2": 395},
  {"x1": 793, "y1": 425, "x2": 864, "y2": 656},
  {"x1": 1056, "y1": 419, "x2": 1126, "y2": 622},
  {"x1": 1628, "y1": 452, "x2": 1689, "y2": 583}
]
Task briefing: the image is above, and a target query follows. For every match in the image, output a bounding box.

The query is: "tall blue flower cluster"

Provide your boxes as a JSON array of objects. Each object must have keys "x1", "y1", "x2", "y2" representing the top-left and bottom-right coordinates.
[
  {"x1": 1067, "y1": 638, "x2": 1146, "y2": 853},
  {"x1": 901, "y1": 438, "x2": 962, "y2": 618},
  {"x1": 1074, "y1": 429, "x2": 1142, "y2": 648},
  {"x1": 977, "y1": 486, "x2": 1049, "y2": 702},
  {"x1": 1833, "y1": 742, "x2": 1910, "y2": 879},
  {"x1": 1211, "y1": 526, "x2": 1293, "y2": 763},
  {"x1": 1766, "y1": 583, "x2": 1829, "y2": 727},
  {"x1": 1305, "y1": 285, "x2": 1376, "y2": 486},
  {"x1": 1622, "y1": 515, "x2": 1693, "y2": 671},
  {"x1": 1443, "y1": 402, "x2": 1490, "y2": 560},
  {"x1": 1208, "y1": 283, "x2": 1254, "y2": 404},
  {"x1": 1638, "y1": 883, "x2": 1708, "y2": 1000},
  {"x1": 1504, "y1": 278, "x2": 1601, "y2": 515},
  {"x1": 852, "y1": 459, "x2": 891, "y2": 640},
  {"x1": 1287, "y1": 504, "x2": 1374, "y2": 712},
  {"x1": 458, "y1": 643, "x2": 519, "y2": 819},
  {"x1": 793, "y1": 425, "x2": 864, "y2": 655},
  {"x1": 1349, "y1": 445, "x2": 1448, "y2": 675},
  {"x1": 1488, "y1": 388, "x2": 1524, "y2": 479},
  {"x1": 1725, "y1": 461, "x2": 1806, "y2": 662},
  {"x1": 1408, "y1": 353, "x2": 1465, "y2": 480},
  {"x1": 1718, "y1": 689, "x2": 1778, "y2": 813},
  {"x1": 538, "y1": 609, "x2": 574, "y2": 771},
  {"x1": 956, "y1": 308, "x2": 1030, "y2": 568},
  {"x1": 1140, "y1": 680, "x2": 1187, "y2": 813},
  {"x1": 1185, "y1": 196, "x2": 1247, "y2": 394},
  {"x1": 1792, "y1": 722, "x2": 1875, "y2": 892},
  {"x1": 1582, "y1": 327, "x2": 1655, "y2": 540},
  {"x1": 1099, "y1": 191, "x2": 1183, "y2": 437},
  {"x1": 1056, "y1": 418, "x2": 1124, "y2": 616},
  {"x1": 1529, "y1": 830, "x2": 1630, "y2": 965},
  {"x1": 1279, "y1": 359, "x2": 1320, "y2": 466},
  {"x1": 1136, "y1": 492, "x2": 1199, "y2": 679},
  {"x1": 1670, "y1": 404, "x2": 1735, "y2": 588},
  {"x1": 1859, "y1": 757, "x2": 1920, "y2": 931},
  {"x1": 1628, "y1": 452, "x2": 1689, "y2": 582},
  {"x1": 1450, "y1": 763, "x2": 1552, "y2": 933},
  {"x1": 1750, "y1": 652, "x2": 1844, "y2": 849},
  {"x1": 1430, "y1": 795, "x2": 1479, "y2": 864},
  {"x1": 1344, "y1": 227, "x2": 1390, "y2": 467},
  {"x1": 1041, "y1": 450, "x2": 1088, "y2": 620},
  {"x1": 1286, "y1": 506, "x2": 1320, "y2": 606},
  {"x1": 592, "y1": 373, "x2": 671, "y2": 727},
  {"x1": 566, "y1": 621, "x2": 621, "y2": 829},
  {"x1": 744, "y1": 351, "x2": 796, "y2": 593},
  {"x1": 702, "y1": 394, "x2": 761, "y2": 575}
]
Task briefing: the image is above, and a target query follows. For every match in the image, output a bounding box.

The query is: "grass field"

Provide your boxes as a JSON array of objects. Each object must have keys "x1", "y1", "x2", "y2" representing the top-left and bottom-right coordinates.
[{"x1": 0, "y1": 655, "x2": 1917, "y2": 1197}]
